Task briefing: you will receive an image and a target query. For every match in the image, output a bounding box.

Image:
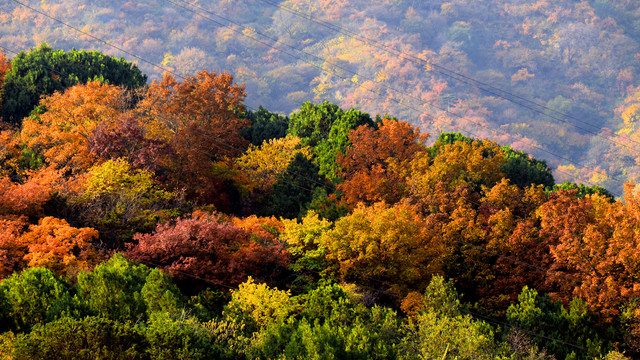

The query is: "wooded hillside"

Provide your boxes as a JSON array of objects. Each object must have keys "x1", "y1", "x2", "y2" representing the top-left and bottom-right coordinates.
[
  {"x1": 0, "y1": 47, "x2": 637, "y2": 357},
  {"x1": 1, "y1": 0, "x2": 640, "y2": 194}
]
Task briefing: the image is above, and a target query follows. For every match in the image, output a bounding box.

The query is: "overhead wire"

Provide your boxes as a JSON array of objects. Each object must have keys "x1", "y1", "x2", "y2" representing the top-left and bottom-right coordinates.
[
  {"x1": 2, "y1": 1, "x2": 618, "y2": 291},
  {"x1": 252, "y1": 0, "x2": 640, "y2": 155},
  {"x1": 4, "y1": 0, "x2": 630, "y2": 193},
  {"x1": 1, "y1": 0, "x2": 623, "y2": 294},
  {"x1": 4, "y1": 0, "x2": 625, "y2": 193},
  {"x1": 8, "y1": 0, "x2": 189, "y2": 82},
  {"x1": 165, "y1": 0, "x2": 627, "y2": 195},
  {"x1": 0, "y1": 39, "x2": 592, "y2": 330},
  {"x1": 0, "y1": 3, "x2": 618, "y2": 353}
]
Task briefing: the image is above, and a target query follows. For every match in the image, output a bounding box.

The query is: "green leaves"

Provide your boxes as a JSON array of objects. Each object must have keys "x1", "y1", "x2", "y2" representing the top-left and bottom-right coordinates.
[
  {"x1": 506, "y1": 286, "x2": 606, "y2": 359},
  {"x1": 76, "y1": 254, "x2": 184, "y2": 323},
  {"x1": 0, "y1": 268, "x2": 74, "y2": 332},
  {"x1": 242, "y1": 106, "x2": 289, "y2": 146},
  {"x1": 288, "y1": 101, "x2": 373, "y2": 178},
  {"x1": 1, "y1": 44, "x2": 146, "y2": 125},
  {"x1": 400, "y1": 276, "x2": 507, "y2": 360},
  {"x1": 11, "y1": 317, "x2": 147, "y2": 360}
]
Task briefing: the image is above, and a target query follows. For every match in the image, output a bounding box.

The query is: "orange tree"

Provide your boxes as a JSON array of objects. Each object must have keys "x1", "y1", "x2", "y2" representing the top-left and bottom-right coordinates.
[
  {"x1": 337, "y1": 118, "x2": 428, "y2": 207},
  {"x1": 20, "y1": 81, "x2": 125, "y2": 175},
  {"x1": 135, "y1": 70, "x2": 250, "y2": 206}
]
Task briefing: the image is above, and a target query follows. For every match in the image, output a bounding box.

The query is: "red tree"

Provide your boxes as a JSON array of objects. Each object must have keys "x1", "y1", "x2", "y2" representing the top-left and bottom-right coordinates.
[{"x1": 126, "y1": 212, "x2": 291, "y2": 290}]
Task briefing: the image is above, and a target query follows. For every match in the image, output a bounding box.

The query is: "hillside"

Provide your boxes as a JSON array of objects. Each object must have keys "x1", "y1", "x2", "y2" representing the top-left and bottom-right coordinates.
[
  {"x1": 0, "y1": 47, "x2": 637, "y2": 357},
  {"x1": 1, "y1": 0, "x2": 640, "y2": 194}
]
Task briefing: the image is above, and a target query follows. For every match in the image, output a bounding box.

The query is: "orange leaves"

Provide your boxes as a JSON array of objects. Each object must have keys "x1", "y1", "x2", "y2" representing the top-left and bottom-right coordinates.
[
  {"x1": 18, "y1": 217, "x2": 99, "y2": 278},
  {"x1": 20, "y1": 81, "x2": 125, "y2": 174},
  {"x1": 232, "y1": 215, "x2": 284, "y2": 242},
  {"x1": 536, "y1": 188, "x2": 640, "y2": 320},
  {"x1": 0, "y1": 216, "x2": 28, "y2": 279},
  {"x1": 0, "y1": 216, "x2": 99, "y2": 279},
  {"x1": 0, "y1": 175, "x2": 51, "y2": 218},
  {"x1": 137, "y1": 70, "x2": 248, "y2": 156},
  {"x1": 337, "y1": 119, "x2": 427, "y2": 206},
  {"x1": 0, "y1": 129, "x2": 22, "y2": 177},
  {"x1": 135, "y1": 71, "x2": 250, "y2": 203}
]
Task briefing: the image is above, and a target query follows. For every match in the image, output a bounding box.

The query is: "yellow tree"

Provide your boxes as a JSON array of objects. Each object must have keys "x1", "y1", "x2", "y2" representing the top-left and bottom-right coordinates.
[
  {"x1": 407, "y1": 139, "x2": 507, "y2": 203},
  {"x1": 235, "y1": 136, "x2": 311, "y2": 193},
  {"x1": 320, "y1": 202, "x2": 450, "y2": 300}
]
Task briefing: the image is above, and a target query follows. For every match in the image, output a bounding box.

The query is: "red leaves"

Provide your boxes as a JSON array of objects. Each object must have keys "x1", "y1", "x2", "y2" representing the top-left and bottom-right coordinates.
[
  {"x1": 126, "y1": 213, "x2": 291, "y2": 289},
  {"x1": 88, "y1": 115, "x2": 172, "y2": 173}
]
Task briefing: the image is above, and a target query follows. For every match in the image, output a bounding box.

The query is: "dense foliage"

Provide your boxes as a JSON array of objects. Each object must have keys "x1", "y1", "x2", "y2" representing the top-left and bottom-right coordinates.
[
  {"x1": 1, "y1": 44, "x2": 146, "y2": 125},
  {"x1": 0, "y1": 45, "x2": 636, "y2": 359},
  {"x1": 1, "y1": 0, "x2": 640, "y2": 193}
]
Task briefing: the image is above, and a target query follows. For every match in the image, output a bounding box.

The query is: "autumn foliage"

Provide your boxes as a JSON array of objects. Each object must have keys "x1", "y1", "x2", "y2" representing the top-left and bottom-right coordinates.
[
  {"x1": 126, "y1": 213, "x2": 291, "y2": 290},
  {"x1": 0, "y1": 216, "x2": 99, "y2": 279},
  {"x1": 338, "y1": 118, "x2": 428, "y2": 206},
  {"x1": 20, "y1": 81, "x2": 125, "y2": 174},
  {"x1": 0, "y1": 176, "x2": 51, "y2": 218},
  {"x1": 1, "y1": 44, "x2": 640, "y2": 357},
  {"x1": 322, "y1": 202, "x2": 449, "y2": 299},
  {"x1": 88, "y1": 115, "x2": 172, "y2": 173},
  {"x1": 135, "y1": 70, "x2": 250, "y2": 204}
]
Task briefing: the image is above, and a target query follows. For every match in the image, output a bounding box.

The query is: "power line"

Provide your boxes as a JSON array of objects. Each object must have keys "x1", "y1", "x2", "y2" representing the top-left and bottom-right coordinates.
[
  {"x1": 165, "y1": 0, "x2": 627, "y2": 194},
  {"x1": 4, "y1": 0, "x2": 626, "y2": 192},
  {"x1": 3, "y1": 0, "x2": 621, "y2": 295},
  {"x1": 252, "y1": 0, "x2": 640, "y2": 155},
  {"x1": 2, "y1": 1, "x2": 625, "y2": 196},
  {"x1": 5, "y1": 0, "x2": 631, "y2": 192},
  {"x1": 8, "y1": 0, "x2": 188, "y2": 82},
  {"x1": 0, "y1": 38, "x2": 609, "y2": 316},
  {"x1": 2, "y1": 0, "x2": 623, "y2": 192}
]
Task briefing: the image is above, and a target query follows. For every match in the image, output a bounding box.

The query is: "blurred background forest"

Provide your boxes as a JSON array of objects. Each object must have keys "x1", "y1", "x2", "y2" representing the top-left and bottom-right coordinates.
[{"x1": 1, "y1": 0, "x2": 640, "y2": 194}]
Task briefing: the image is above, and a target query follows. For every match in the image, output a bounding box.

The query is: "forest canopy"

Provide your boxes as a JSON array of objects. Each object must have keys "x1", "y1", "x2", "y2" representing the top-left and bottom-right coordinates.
[
  {"x1": 1, "y1": 1, "x2": 640, "y2": 356},
  {"x1": 1, "y1": 44, "x2": 146, "y2": 124},
  {"x1": 1, "y1": 0, "x2": 639, "y2": 193}
]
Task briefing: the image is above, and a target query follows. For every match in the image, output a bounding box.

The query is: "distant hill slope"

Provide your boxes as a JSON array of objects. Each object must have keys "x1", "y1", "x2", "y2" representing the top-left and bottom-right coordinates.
[{"x1": 1, "y1": 0, "x2": 639, "y2": 193}]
